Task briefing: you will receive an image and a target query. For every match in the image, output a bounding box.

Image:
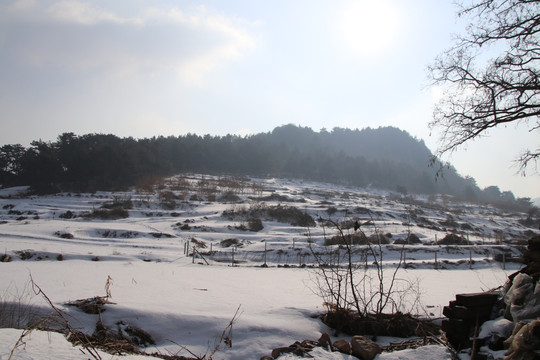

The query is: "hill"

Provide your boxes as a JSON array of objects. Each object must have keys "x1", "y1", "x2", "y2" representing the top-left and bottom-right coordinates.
[{"x1": 0, "y1": 125, "x2": 531, "y2": 209}]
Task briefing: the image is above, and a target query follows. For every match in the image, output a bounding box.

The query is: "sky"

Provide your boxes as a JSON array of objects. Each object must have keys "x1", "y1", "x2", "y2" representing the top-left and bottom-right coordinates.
[{"x1": 0, "y1": 0, "x2": 539, "y2": 199}]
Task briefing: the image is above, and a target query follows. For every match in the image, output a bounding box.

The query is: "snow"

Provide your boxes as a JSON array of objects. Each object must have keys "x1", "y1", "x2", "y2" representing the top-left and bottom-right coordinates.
[{"x1": 0, "y1": 175, "x2": 534, "y2": 359}]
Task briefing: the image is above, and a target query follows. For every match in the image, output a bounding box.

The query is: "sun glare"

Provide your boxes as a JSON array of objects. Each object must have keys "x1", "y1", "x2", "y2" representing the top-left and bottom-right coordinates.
[{"x1": 336, "y1": 0, "x2": 402, "y2": 58}]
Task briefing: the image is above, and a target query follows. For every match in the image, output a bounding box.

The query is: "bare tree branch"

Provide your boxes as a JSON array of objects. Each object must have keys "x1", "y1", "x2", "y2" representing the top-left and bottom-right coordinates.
[{"x1": 429, "y1": 0, "x2": 540, "y2": 173}]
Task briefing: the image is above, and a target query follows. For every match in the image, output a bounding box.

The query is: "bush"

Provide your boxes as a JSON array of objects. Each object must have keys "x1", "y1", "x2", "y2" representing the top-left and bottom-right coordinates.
[
  {"x1": 247, "y1": 218, "x2": 264, "y2": 232},
  {"x1": 15, "y1": 250, "x2": 35, "y2": 260},
  {"x1": 393, "y1": 233, "x2": 421, "y2": 245},
  {"x1": 220, "y1": 238, "x2": 242, "y2": 248},
  {"x1": 191, "y1": 238, "x2": 207, "y2": 248},
  {"x1": 158, "y1": 191, "x2": 177, "y2": 210},
  {"x1": 85, "y1": 207, "x2": 129, "y2": 220},
  {"x1": 102, "y1": 196, "x2": 133, "y2": 210},
  {"x1": 326, "y1": 206, "x2": 338, "y2": 215},
  {"x1": 324, "y1": 232, "x2": 391, "y2": 246},
  {"x1": 55, "y1": 231, "x2": 74, "y2": 239},
  {"x1": 324, "y1": 232, "x2": 368, "y2": 246},
  {"x1": 267, "y1": 205, "x2": 315, "y2": 227},
  {"x1": 59, "y1": 210, "x2": 75, "y2": 219},
  {"x1": 438, "y1": 233, "x2": 471, "y2": 245},
  {"x1": 219, "y1": 191, "x2": 241, "y2": 202},
  {"x1": 1, "y1": 253, "x2": 12, "y2": 262}
]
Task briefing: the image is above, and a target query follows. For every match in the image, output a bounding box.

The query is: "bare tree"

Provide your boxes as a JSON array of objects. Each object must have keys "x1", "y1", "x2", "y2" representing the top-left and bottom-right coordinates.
[
  {"x1": 428, "y1": 0, "x2": 540, "y2": 174},
  {"x1": 308, "y1": 217, "x2": 415, "y2": 318}
]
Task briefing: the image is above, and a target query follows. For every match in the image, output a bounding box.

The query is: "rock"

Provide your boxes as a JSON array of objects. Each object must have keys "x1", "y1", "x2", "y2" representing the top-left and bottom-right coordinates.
[
  {"x1": 317, "y1": 332, "x2": 332, "y2": 350},
  {"x1": 505, "y1": 319, "x2": 540, "y2": 360},
  {"x1": 271, "y1": 346, "x2": 295, "y2": 358},
  {"x1": 333, "y1": 339, "x2": 351, "y2": 354},
  {"x1": 351, "y1": 336, "x2": 381, "y2": 360}
]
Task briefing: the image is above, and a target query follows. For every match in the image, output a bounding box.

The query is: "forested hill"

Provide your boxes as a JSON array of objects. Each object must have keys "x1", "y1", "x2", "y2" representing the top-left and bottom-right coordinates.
[{"x1": 0, "y1": 125, "x2": 526, "y2": 206}]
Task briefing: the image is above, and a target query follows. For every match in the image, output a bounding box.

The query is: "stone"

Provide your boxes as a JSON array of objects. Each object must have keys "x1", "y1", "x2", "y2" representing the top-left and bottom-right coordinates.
[
  {"x1": 351, "y1": 335, "x2": 381, "y2": 360},
  {"x1": 271, "y1": 346, "x2": 295, "y2": 358},
  {"x1": 332, "y1": 339, "x2": 351, "y2": 354},
  {"x1": 317, "y1": 332, "x2": 332, "y2": 350}
]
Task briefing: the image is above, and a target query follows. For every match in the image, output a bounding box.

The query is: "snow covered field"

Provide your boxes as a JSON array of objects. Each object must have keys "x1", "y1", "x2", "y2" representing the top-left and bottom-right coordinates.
[{"x1": 0, "y1": 175, "x2": 533, "y2": 359}]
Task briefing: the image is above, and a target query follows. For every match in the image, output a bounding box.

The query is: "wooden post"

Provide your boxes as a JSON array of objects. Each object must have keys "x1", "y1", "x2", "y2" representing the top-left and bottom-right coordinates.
[
  {"x1": 435, "y1": 252, "x2": 438, "y2": 270},
  {"x1": 365, "y1": 250, "x2": 368, "y2": 270},
  {"x1": 232, "y1": 246, "x2": 235, "y2": 267},
  {"x1": 503, "y1": 252, "x2": 506, "y2": 270},
  {"x1": 469, "y1": 249, "x2": 473, "y2": 269},
  {"x1": 292, "y1": 238, "x2": 295, "y2": 249},
  {"x1": 403, "y1": 249, "x2": 406, "y2": 268},
  {"x1": 264, "y1": 242, "x2": 267, "y2": 266},
  {"x1": 192, "y1": 247, "x2": 195, "y2": 263}
]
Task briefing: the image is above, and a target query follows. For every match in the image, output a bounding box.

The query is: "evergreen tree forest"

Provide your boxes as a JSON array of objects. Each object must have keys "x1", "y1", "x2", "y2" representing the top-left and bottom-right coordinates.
[{"x1": 0, "y1": 125, "x2": 531, "y2": 208}]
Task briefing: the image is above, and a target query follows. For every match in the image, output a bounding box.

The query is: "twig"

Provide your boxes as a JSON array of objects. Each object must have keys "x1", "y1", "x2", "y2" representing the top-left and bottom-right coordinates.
[
  {"x1": 27, "y1": 274, "x2": 103, "y2": 360},
  {"x1": 207, "y1": 305, "x2": 243, "y2": 359}
]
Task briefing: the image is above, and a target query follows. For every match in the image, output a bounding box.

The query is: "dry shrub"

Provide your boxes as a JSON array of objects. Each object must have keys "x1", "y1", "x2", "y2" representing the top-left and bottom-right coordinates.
[
  {"x1": 158, "y1": 190, "x2": 178, "y2": 210},
  {"x1": 322, "y1": 310, "x2": 438, "y2": 338},
  {"x1": 324, "y1": 232, "x2": 368, "y2": 246},
  {"x1": 85, "y1": 207, "x2": 129, "y2": 220},
  {"x1": 1, "y1": 253, "x2": 12, "y2": 262},
  {"x1": 266, "y1": 205, "x2": 315, "y2": 227},
  {"x1": 247, "y1": 218, "x2": 264, "y2": 232},
  {"x1": 0, "y1": 282, "x2": 57, "y2": 329},
  {"x1": 438, "y1": 233, "x2": 470, "y2": 245},
  {"x1": 220, "y1": 238, "x2": 242, "y2": 248},
  {"x1": 15, "y1": 250, "x2": 35, "y2": 260},
  {"x1": 136, "y1": 176, "x2": 162, "y2": 193},
  {"x1": 59, "y1": 210, "x2": 75, "y2": 219},
  {"x1": 191, "y1": 238, "x2": 207, "y2": 248}
]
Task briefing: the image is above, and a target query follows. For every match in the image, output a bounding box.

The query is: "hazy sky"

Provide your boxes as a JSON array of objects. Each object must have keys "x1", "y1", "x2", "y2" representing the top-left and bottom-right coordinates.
[{"x1": 1, "y1": 0, "x2": 539, "y2": 199}]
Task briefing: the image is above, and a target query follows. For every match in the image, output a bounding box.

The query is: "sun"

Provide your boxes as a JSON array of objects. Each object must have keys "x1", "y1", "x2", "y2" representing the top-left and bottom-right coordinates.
[{"x1": 336, "y1": 0, "x2": 402, "y2": 58}]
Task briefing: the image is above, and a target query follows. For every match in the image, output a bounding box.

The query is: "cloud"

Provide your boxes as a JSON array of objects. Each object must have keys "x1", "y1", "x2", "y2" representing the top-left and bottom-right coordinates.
[
  {"x1": 46, "y1": 0, "x2": 125, "y2": 25},
  {"x1": 0, "y1": 0, "x2": 257, "y2": 85}
]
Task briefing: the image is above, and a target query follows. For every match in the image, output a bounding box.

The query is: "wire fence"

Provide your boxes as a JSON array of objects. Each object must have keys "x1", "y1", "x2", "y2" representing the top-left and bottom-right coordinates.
[{"x1": 182, "y1": 241, "x2": 519, "y2": 270}]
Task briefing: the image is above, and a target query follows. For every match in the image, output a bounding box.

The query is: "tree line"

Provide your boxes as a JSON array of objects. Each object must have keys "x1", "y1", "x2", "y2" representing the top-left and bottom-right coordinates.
[{"x1": 0, "y1": 125, "x2": 532, "y2": 209}]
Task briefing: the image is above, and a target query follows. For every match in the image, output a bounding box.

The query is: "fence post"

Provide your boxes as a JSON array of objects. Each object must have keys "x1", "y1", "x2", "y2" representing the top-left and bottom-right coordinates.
[
  {"x1": 264, "y1": 242, "x2": 267, "y2": 267},
  {"x1": 402, "y1": 247, "x2": 406, "y2": 268},
  {"x1": 434, "y1": 252, "x2": 438, "y2": 270},
  {"x1": 469, "y1": 248, "x2": 473, "y2": 269},
  {"x1": 364, "y1": 249, "x2": 368, "y2": 270},
  {"x1": 232, "y1": 246, "x2": 235, "y2": 267},
  {"x1": 503, "y1": 252, "x2": 506, "y2": 270}
]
